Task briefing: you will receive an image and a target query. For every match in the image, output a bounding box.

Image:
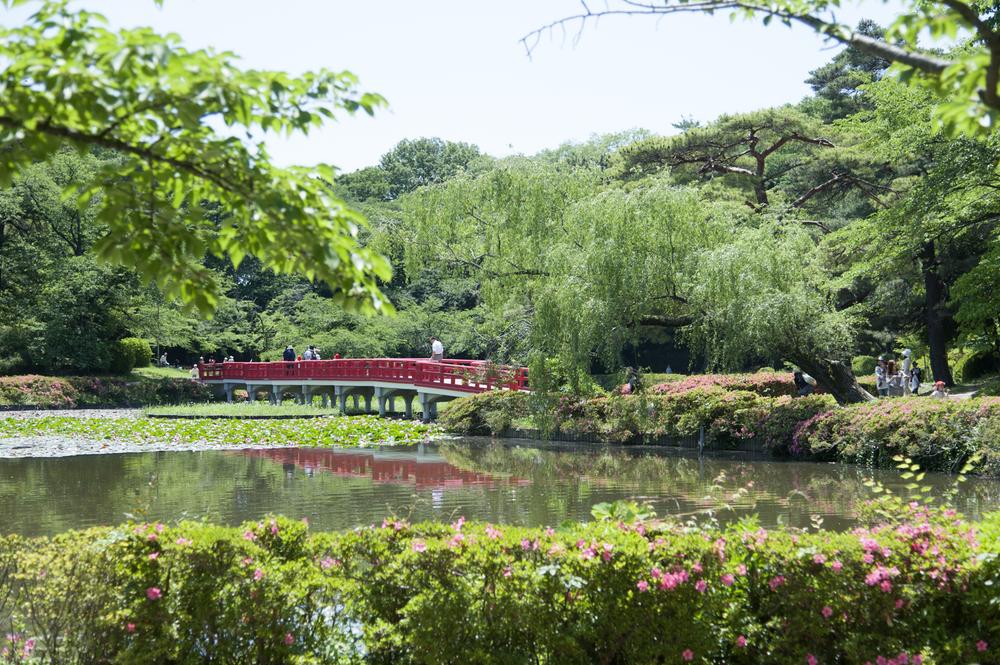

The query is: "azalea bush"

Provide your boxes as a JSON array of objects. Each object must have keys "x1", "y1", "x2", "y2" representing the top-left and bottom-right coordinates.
[
  {"x1": 789, "y1": 398, "x2": 1000, "y2": 475},
  {"x1": 0, "y1": 374, "x2": 213, "y2": 409},
  {"x1": 1, "y1": 507, "x2": 999, "y2": 664},
  {"x1": 652, "y1": 372, "x2": 798, "y2": 398},
  {"x1": 0, "y1": 414, "x2": 438, "y2": 448}
]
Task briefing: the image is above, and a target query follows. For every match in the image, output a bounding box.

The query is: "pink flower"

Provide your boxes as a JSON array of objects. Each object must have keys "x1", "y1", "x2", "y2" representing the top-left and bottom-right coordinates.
[
  {"x1": 154, "y1": 523, "x2": 165, "y2": 533},
  {"x1": 813, "y1": 553, "x2": 826, "y2": 565},
  {"x1": 253, "y1": 568, "x2": 264, "y2": 581},
  {"x1": 769, "y1": 575, "x2": 785, "y2": 591},
  {"x1": 175, "y1": 537, "x2": 192, "y2": 546},
  {"x1": 521, "y1": 538, "x2": 533, "y2": 551},
  {"x1": 806, "y1": 655, "x2": 818, "y2": 665},
  {"x1": 830, "y1": 561, "x2": 843, "y2": 573},
  {"x1": 284, "y1": 633, "x2": 294, "y2": 646},
  {"x1": 243, "y1": 530, "x2": 257, "y2": 542},
  {"x1": 411, "y1": 540, "x2": 427, "y2": 553},
  {"x1": 602, "y1": 543, "x2": 614, "y2": 562},
  {"x1": 485, "y1": 525, "x2": 502, "y2": 540},
  {"x1": 682, "y1": 648, "x2": 694, "y2": 661},
  {"x1": 145, "y1": 587, "x2": 161, "y2": 600},
  {"x1": 451, "y1": 516, "x2": 466, "y2": 531},
  {"x1": 736, "y1": 635, "x2": 747, "y2": 648},
  {"x1": 736, "y1": 564, "x2": 747, "y2": 575},
  {"x1": 695, "y1": 580, "x2": 708, "y2": 593},
  {"x1": 320, "y1": 557, "x2": 335, "y2": 570},
  {"x1": 977, "y1": 641, "x2": 988, "y2": 652},
  {"x1": 126, "y1": 623, "x2": 136, "y2": 633},
  {"x1": 821, "y1": 606, "x2": 833, "y2": 619},
  {"x1": 544, "y1": 527, "x2": 555, "y2": 536},
  {"x1": 146, "y1": 533, "x2": 158, "y2": 542},
  {"x1": 721, "y1": 574, "x2": 735, "y2": 587},
  {"x1": 503, "y1": 566, "x2": 513, "y2": 578},
  {"x1": 148, "y1": 552, "x2": 159, "y2": 561},
  {"x1": 637, "y1": 580, "x2": 649, "y2": 592}
]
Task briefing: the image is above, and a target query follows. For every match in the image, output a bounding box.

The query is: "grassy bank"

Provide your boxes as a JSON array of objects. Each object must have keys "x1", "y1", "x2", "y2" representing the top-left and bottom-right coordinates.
[
  {"x1": 0, "y1": 503, "x2": 996, "y2": 663},
  {"x1": 145, "y1": 402, "x2": 336, "y2": 418},
  {"x1": 0, "y1": 373, "x2": 212, "y2": 409},
  {"x1": 440, "y1": 384, "x2": 1000, "y2": 476},
  {"x1": 0, "y1": 414, "x2": 438, "y2": 448}
]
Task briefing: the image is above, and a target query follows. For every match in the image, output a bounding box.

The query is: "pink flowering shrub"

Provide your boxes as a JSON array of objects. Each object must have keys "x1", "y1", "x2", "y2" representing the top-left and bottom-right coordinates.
[
  {"x1": 790, "y1": 397, "x2": 1000, "y2": 474},
  {"x1": 2, "y1": 508, "x2": 999, "y2": 663},
  {"x1": 652, "y1": 372, "x2": 799, "y2": 398},
  {"x1": 0, "y1": 374, "x2": 213, "y2": 410}
]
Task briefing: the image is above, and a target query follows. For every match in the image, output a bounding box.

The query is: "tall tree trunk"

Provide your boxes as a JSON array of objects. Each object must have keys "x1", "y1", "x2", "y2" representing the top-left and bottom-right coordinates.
[
  {"x1": 918, "y1": 241, "x2": 954, "y2": 386},
  {"x1": 792, "y1": 355, "x2": 874, "y2": 404}
]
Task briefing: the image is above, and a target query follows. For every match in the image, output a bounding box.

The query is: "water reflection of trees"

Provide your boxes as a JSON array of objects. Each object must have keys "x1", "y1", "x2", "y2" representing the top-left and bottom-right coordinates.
[{"x1": 437, "y1": 442, "x2": 1000, "y2": 529}]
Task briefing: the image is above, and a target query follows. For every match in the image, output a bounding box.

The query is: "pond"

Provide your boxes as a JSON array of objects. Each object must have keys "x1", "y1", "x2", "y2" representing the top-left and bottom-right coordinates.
[{"x1": 2, "y1": 439, "x2": 999, "y2": 537}]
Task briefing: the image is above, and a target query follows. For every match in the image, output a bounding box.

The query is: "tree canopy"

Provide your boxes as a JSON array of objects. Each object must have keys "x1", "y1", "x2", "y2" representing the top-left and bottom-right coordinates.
[{"x1": 0, "y1": 0, "x2": 390, "y2": 314}]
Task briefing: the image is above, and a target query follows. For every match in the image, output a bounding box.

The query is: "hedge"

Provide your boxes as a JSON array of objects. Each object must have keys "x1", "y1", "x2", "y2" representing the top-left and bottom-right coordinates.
[
  {"x1": 0, "y1": 506, "x2": 998, "y2": 664},
  {"x1": 440, "y1": 389, "x2": 1000, "y2": 476},
  {"x1": 0, "y1": 374, "x2": 213, "y2": 409},
  {"x1": 651, "y1": 372, "x2": 798, "y2": 397}
]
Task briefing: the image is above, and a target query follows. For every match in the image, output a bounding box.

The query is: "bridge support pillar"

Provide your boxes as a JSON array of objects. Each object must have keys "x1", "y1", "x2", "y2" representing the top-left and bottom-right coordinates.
[
  {"x1": 375, "y1": 388, "x2": 387, "y2": 417},
  {"x1": 320, "y1": 393, "x2": 329, "y2": 408},
  {"x1": 302, "y1": 387, "x2": 314, "y2": 406},
  {"x1": 246, "y1": 385, "x2": 257, "y2": 404},
  {"x1": 419, "y1": 392, "x2": 439, "y2": 423},
  {"x1": 336, "y1": 387, "x2": 347, "y2": 414},
  {"x1": 363, "y1": 394, "x2": 372, "y2": 413},
  {"x1": 224, "y1": 383, "x2": 235, "y2": 403},
  {"x1": 270, "y1": 386, "x2": 281, "y2": 405},
  {"x1": 404, "y1": 395, "x2": 415, "y2": 419}
]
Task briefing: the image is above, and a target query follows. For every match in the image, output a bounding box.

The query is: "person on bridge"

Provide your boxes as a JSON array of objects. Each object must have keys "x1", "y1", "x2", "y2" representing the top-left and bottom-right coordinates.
[
  {"x1": 282, "y1": 346, "x2": 296, "y2": 362},
  {"x1": 430, "y1": 337, "x2": 444, "y2": 362}
]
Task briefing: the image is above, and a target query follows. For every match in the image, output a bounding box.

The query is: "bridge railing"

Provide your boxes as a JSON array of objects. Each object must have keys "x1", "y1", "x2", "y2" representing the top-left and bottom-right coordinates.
[{"x1": 197, "y1": 358, "x2": 528, "y2": 393}]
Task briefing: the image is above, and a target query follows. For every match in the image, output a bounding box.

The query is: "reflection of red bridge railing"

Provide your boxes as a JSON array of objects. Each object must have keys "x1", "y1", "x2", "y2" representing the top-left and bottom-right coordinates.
[
  {"x1": 242, "y1": 448, "x2": 529, "y2": 488},
  {"x1": 199, "y1": 358, "x2": 529, "y2": 393}
]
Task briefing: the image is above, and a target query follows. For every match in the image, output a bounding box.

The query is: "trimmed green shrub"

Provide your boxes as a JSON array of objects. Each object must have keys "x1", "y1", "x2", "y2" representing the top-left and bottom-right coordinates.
[
  {"x1": 955, "y1": 351, "x2": 1000, "y2": 382},
  {"x1": 438, "y1": 390, "x2": 531, "y2": 435},
  {"x1": 851, "y1": 355, "x2": 879, "y2": 376},
  {"x1": 111, "y1": 337, "x2": 153, "y2": 373},
  {"x1": 0, "y1": 508, "x2": 997, "y2": 664}
]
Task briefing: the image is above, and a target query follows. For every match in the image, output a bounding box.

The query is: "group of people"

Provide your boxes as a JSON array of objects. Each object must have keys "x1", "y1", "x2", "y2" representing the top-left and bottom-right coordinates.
[
  {"x1": 875, "y1": 350, "x2": 949, "y2": 398},
  {"x1": 283, "y1": 345, "x2": 339, "y2": 361}
]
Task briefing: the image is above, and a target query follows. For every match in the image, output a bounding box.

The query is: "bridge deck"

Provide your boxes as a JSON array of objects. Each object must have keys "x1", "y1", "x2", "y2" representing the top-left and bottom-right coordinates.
[{"x1": 198, "y1": 358, "x2": 528, "y2": 395}]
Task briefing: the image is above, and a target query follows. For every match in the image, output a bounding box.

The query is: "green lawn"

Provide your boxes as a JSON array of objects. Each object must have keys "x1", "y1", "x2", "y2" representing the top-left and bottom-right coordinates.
[{"x1": 132, "y1": 366, "x2": 192, "y2": 380}]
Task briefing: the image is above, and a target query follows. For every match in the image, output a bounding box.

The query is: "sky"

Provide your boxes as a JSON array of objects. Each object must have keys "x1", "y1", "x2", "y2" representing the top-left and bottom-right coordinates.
[{"x1": 4, "y1": 1, "x2": 908, "y2": 173}]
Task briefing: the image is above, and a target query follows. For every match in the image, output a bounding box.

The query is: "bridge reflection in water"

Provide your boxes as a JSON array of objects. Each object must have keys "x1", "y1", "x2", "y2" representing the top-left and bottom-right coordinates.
[{"x1": 238, "y1": 447, "x2": 530, "y2": 489}]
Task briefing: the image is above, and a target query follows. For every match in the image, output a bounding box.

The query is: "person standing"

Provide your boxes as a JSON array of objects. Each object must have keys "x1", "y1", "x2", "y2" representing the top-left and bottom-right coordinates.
[
  {"x1": 303, "y1": 345, "x2": 315, "y2": 361},
  {"x1": 875, "y1": 359, "x2": 889, "y2": 398},
  {"x1": 430, "y1": 337, "x2": 444, "y2": 361},
  {"x1": 901, "y1": 349, "x2": 913, "y2": 396},
  {"x1": 910, "y1": 364, "x2": 922, "y2": 395},
  {"x1": 282, "y1": 345, "x2": 296, "y2": 362}
]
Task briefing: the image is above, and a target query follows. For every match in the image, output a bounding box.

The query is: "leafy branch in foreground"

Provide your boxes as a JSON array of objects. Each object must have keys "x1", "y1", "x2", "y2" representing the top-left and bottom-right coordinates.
[
  {"x1": 0, "y1": 1, "x2": 391, "y2": 314},
  {"x1": 524, "y1": 0, "x2": 1000, "y2": 136}
]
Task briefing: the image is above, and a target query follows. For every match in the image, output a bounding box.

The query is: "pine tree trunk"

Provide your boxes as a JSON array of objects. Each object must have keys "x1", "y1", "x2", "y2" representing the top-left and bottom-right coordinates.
[
  {"x1": 792, "y1": 355, "x2": 874, "y2": 405},
  {"x1": 918, "y1": 241, "x2": 955, "y2": 386}
]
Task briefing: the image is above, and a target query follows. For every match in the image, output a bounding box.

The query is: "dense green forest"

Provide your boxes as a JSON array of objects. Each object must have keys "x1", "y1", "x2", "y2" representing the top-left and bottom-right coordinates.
[{"x1": 2, "y1": 13, "x2": 999, "y2": 404}]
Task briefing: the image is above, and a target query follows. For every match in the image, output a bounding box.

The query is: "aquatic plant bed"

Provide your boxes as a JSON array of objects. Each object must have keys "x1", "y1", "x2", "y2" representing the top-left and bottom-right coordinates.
[
  {"x1": 0, "y1": 414, "x2": 438, "y2": 457},
  {"x1": 145, "y1": 402, "x2": 339, "y2": 419},
  {"x1": 1, "y1": 503, "x2": 997, "y2": 663}
]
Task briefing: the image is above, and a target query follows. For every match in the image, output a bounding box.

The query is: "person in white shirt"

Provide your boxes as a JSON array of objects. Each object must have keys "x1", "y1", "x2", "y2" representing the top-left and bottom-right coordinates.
[
  {"x1": 430, "y1": 337, "x2": 444, "y2": 361},
  {"x1": 875, "y1": 359, "x2": 889, "y2": 397},
  {"x1": 930, "y1": 380, "x2": 948, "y2": 399}
]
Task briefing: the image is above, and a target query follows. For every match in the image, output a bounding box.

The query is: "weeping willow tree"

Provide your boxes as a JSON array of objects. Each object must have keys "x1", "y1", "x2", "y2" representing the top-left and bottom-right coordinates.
[{"x1": 396, "y1": 151, "x2": 872, "y2": 403}]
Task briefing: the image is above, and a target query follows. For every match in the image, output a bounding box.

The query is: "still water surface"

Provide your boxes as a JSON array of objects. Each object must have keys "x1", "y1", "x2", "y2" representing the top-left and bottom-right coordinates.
[{"x1": 3, "y1": 440, "x2": 999, "y2": 537}]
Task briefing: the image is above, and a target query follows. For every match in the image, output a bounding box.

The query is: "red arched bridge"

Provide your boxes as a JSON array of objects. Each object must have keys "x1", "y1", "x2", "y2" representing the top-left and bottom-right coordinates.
[{"x1": 197, "y1": 358, "x2": 529, "y2": 420}]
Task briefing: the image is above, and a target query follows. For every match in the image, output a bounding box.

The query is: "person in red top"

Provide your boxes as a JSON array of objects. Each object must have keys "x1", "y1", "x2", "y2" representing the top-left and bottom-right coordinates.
[{"x1": 333, "y1": 353, "x2": 342, "y2": 359}]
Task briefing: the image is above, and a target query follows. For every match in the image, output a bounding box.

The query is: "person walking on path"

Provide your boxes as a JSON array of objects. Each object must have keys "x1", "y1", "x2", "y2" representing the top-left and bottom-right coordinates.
[
  {"x1": 430, "y1": 337, "x2": 444, "y2": 362},
  {"x1": 875, "y1": 359, "x2": 889, "y2": 397}
]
